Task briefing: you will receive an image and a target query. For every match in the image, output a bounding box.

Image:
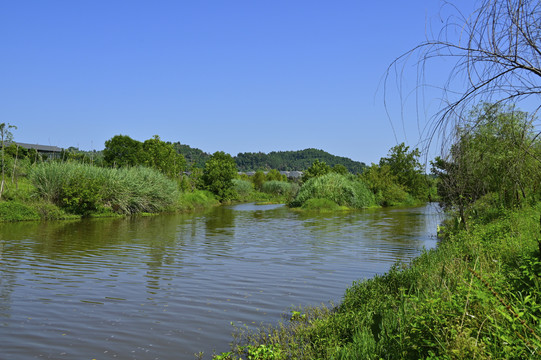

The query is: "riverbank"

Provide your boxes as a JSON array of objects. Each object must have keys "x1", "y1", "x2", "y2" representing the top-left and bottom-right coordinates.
[{"x1": 210, "y1": 203, "x2": 541, "y2": 359}]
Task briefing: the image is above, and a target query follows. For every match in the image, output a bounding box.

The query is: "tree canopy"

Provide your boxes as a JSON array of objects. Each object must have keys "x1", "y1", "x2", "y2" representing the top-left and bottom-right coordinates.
[
  {"x1": 202, "y1": 151, "x2": 238, "y2": 201},
  {"x1": 432, "y1": 103, "x2": 541, "y2": 224},
  {"x1": 103, "y1": 135, "x2": 186, "y2": 178}
]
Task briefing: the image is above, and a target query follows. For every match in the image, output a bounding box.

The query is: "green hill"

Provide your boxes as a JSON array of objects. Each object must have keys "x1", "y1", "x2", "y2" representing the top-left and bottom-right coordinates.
[
  {"x1": 172, "y1": 143, "x2": 366, "y2": 173},
  {"x1": 235, "y1": 148, "x2": 366, "y2": 173}
]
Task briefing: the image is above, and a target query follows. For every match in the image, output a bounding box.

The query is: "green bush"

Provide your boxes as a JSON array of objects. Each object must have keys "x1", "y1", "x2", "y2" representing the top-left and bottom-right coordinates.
[{"x1": 290, "y1": 173, "x2": 374, "y2": 209}]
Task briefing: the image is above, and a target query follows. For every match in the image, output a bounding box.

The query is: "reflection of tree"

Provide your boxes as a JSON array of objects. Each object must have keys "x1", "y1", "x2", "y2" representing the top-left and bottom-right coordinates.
[
  {"x1": 202, "y1": 206, "x2": 236, "y2": 255},
  {"x1": 297, "y1": 205, "x2": 440, "y2": 260},
  {"x1": 0, "y1": 240, "x2": 19, "y2": 318},
  {"x1": 204, "y1": 207, "x2": 235, "y2": 237},
  {"x1": 0, "y1": 215, "x2": 192, "y2": 300}
]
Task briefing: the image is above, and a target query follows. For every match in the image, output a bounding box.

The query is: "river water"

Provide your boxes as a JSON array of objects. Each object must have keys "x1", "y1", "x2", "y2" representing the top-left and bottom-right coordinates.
[{"x1": 0, "y1": 203, "x2": 441, "y2": 359}]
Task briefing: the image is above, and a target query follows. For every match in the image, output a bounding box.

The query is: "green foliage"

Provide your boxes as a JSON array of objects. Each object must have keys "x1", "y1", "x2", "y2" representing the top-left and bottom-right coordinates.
[
  {"x1": 332, "y1": 163, "x2": 348, "y2": 175},
  {"x1": 432, "y1": 103, "x2": 541, "y2": 218},
  {"x1": 361, "y1": 163, "x2": 408, "y2": 206},
  {"x1": 178, "y1": 190, "x2": 219, "y2": 211},
  {"x1": 202, "y1": 151, "x2": 238, "y2": 201},
  {"x1": 142, "y1": 135, "x2": 186, "y2": 178},
  {"x1": 252, "y1": 170, "x2": 266, "y2": 190},
  {"x1": 29, "y1": 162, "x2": 178, "y2": 215},
  {"x1": 380, "y1": 142, "x2": 428, "y2": 199},
  {"x1": 261, "y1": 181, "x2": 298, "y2": 200},
  {"x1": 103, "y1": 134, "x2": 144, "y2": 167},
  {"x1": 232, "y1": 179, "x2": 254, "y2": 201},
  {"x1": 302, "y1": 159, "x2": 331, "y2": 182},
  {"x1": 171, "y1": 142, "x2": 210, "y2": 169},
  {"x1": 265, "y1": 169, "x2": 285, "y2": 182},
  {"x1": 301, "y1": 198, "x2": 342, "y2": 212},
  {"x1": 291, "y1": 173, "x2": 374, "y2": 209},
  {"x1": 0, "y1": 201, "x2": 40, "y2": 221},
  {"x1": 103, "y1": 135, "x2": 186, "y2": 179},
  {"x1": 235, "y1": 148, "x2": 366, "y2": 173},
  {"x1": 60, "y1": 172, "x2": 103, "y2": 215}
]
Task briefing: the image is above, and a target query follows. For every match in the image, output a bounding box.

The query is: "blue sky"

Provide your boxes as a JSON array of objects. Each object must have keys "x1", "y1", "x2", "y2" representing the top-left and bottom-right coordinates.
[{"x1": 1, "y1": 1, "x2": 476, "y2": 165}]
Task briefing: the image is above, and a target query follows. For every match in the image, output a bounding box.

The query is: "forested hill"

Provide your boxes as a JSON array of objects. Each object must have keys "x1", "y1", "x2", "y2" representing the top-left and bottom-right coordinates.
[
  {"x1": 235, "y1": 148, "x2": 367, "y2": 173},
  {"x1": 171, "y1": 143, "x2": 366, "y2": 173},
  {"x1": 171, "y1": 142, "x2": 210, "y2": 169}
]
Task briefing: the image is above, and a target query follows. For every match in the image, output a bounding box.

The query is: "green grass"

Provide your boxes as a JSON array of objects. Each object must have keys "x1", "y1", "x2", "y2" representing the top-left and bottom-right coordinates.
[
  {"x1": 290, "y1": 173, "x2": 375, "y2": 209},
  {"x1": 211, "y1": 203, "x2": 541, "y2": 359},
  {"x1": 178, "y1": 190, "x2": 219, "y2": 211},
  {"x1": 0, "y1": 201, "x2": 40, "y2": 221}
]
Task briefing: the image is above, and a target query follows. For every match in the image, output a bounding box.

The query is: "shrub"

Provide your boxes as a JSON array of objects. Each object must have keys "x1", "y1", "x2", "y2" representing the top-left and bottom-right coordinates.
[{"x1": 290, "y1": 173, "x2": 374, "y2": 209}]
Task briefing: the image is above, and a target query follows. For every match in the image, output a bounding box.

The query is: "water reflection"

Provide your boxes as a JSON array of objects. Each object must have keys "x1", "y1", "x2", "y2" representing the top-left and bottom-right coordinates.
[{"x1": 0, "y1": 203, "x2": 441, "y2": 359}]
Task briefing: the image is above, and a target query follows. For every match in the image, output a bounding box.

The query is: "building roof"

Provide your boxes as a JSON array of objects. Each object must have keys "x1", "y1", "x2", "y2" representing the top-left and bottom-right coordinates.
[{"x1": 13, "y1": 142, "x2": 63, "y2": 153}]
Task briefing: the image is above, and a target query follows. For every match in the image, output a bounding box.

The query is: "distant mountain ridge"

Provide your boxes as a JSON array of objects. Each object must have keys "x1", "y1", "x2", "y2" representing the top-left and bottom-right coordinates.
[
  {"x1": 235, "y1": 148, "x2": 366, "y2": 173},
  {"x1": 171, "y1": 143, "x2": 366, "y2": 173}
]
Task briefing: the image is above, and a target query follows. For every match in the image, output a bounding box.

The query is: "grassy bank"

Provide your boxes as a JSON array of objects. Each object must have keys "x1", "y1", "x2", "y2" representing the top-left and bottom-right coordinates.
[
  {"x1": 210, "y1": 203, "x2": 541, "y2": 359},
  {"x1": 0, "y1": 162, "x2": 220, "y2": 221}
]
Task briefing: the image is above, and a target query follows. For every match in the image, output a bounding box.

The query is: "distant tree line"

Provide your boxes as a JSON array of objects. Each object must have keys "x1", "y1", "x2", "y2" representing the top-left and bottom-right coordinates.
[{"x1": 235, "y1": 148, "x2": 367, "y2": 173}]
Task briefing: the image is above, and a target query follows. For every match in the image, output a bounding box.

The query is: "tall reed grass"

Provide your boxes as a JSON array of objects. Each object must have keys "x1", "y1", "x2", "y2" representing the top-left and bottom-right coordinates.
[
  {"x1": 30, "y1": 162, "x2": 178, "y2": 215},
  {"x1": 261, "y1": 180, "x2": 299, "y2": 200},
  {"x1": 290, "y1": 173, "x2": 375, "y2": 209}
]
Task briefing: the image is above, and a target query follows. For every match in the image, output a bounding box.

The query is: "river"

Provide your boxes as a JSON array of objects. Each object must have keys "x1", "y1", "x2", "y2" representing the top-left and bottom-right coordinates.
[{"x1": 0, "y1": 203, "x2": 441, "y2": 359}]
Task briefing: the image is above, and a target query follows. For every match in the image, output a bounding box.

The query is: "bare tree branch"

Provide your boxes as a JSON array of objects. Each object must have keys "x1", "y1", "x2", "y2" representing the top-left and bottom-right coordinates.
[{"x1": 386, "y1": 0, "x2": 541, "y2": 156}]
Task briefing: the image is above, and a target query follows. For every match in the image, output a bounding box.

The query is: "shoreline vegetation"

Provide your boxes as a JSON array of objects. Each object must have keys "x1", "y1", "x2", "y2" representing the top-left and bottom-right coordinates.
[{"x1": 0, "y1": 134, "x2": 434, "y2": 222}]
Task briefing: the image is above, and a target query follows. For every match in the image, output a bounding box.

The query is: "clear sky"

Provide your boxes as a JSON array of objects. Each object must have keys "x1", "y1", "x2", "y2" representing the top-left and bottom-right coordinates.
[{"x1": 1, "y1": 0, "x2": 476, "y2": 165}]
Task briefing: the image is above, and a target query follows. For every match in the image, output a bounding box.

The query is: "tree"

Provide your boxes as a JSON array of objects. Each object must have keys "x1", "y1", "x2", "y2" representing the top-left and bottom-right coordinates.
[
  {"x1": 252, "y1": 170, "x2": 266, "y2": 190},
  {"x1": 103, "y1": 135, "x2": 144, "y2": 167},
  {"x1": 388, "y1": 0, "x2": 541, "y2": 153},
  {"x1": 202, "y1": 151, "x2": 238, "y2": 201},
  {"x1": 360, "y1": 163, "x2": 408, "y2": 206},
  {"x1": 142, "y1": 135, "x2": 186, "y2": 178},
  {"x1": 302, "y1": 159, "x2": 331, "y2": 182},
  {"x1": 0, "y1": 123, "x2": 16, "y2": 200},
  {"x1": 379, "y1": 143, "x2": 426, "y2": 198},
  {"x1": 432, "y1": 103, "x2": 541, "y2": 226},
  {"x1": 332, "y1": 164, "x2": 349, "y2": 175},
  {"x1": 266, "y1": 169, "x2": 284, "y2": 182}
]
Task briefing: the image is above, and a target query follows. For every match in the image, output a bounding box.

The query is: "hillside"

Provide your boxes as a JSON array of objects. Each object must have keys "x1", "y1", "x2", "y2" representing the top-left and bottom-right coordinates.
[
  {"x1": 235, "y1": 148, "x2": 366, "y2": 173},
  {"x1": 172, "y1": 144, "x2": 366, "y2": 173}
]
